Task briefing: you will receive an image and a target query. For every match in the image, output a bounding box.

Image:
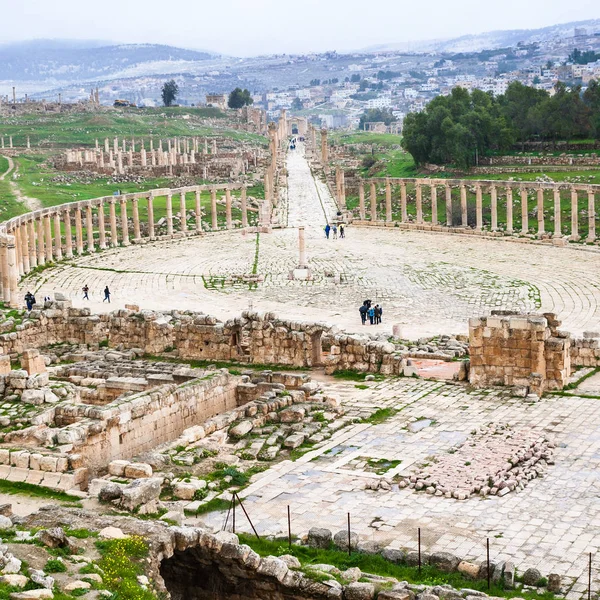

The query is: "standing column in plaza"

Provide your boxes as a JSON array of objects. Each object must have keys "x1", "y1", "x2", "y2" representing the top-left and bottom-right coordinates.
[
  {"x1": 400, "y1": 182, "x2": 408, "y2": 223},
  {"x1": 37, "y1": 219, "x2": 45, "y2": 266},
  {"x1": 298, "y1": 226, "x2": 306, "y2": 268},
  {"x1": 109, "y1": 199, "x2": 118, "y2": 247},
  {"x1": 490, "y1": 185, "x2": 498, "y2": 231},
  {"x1": 225, "y1": 189, "x2": 233, "y2": 230},
  {"x1": 553, "y1": 188, "x2": 562, "y2": 238},
  {"x1": 385, "y1": 178, "x2": 392, "y2": 223},
  {"x1": 570, "y1": 188, "x2": 579, "y2": 241},
  {"x1": 358, "y1": 181, "x2": 365, "y2": 220},
  {"x1": 147, "y1": 195, "x2": 155, "y2": 239},
  {"x1": 521, "y1": 187, "x2": 529, "y2": 234},
  {"x1": 74, "y1": 207, "x2": 84, "y2": 254},
  {"x1": 588, "y1": 189, "x2": 596, "y2": 242},
  {"x1": 370, "y1": 182, "x2": 377, "y2": 222},
  {"x1": 537, "y1": 187, "x2": 545, "y2": 236},
  {"x1": 211, "y1": 188, "x2": 218, "y2": 230},
  {"x1": 195, "y1": 189, "x2": 202, "y2": 232},
  {"x1": 86, "y1": 204, "x2": 95, "y2": 251},
  {"x1": 0, "y1": 240, "x2": 8, "y2": 304},
  {"x1": 132, "y1": 198, "x2": 141, "y2": 242},
  {"x1": 28, "y1": 221, "x2": 37, "y2": 269},
  {"x1": 506, "y1": 187, "x2": 514, "y2": 233},
  {"x1": 460, "y1": 184, "x2": 467, "y2": 227},
  {"x1": 120, "y1": 198, "x2": 130, "y2": 246},
  {"x1": 98, "y1": 200, "x2": 107, "y2": 249},
  {"x1": 335, "y1": 167, "x2": 342, "y2": 206},
  {"x1": 166, "y1": 193, "x2": 173, "y2": 237},
  {"x1": 264, "y1": 169, "x2": 271, "y2": 204},
  {"x1": 20, "y1": 226, "x2": 30, "y2": 273},
  {"x1": 180, "y1": 191, "x2": 188, "y2": 233},
  {"x1": 6, "y1": 236, "x2": 19, "y2": 308},
  {"x1": 53, "y1": 213, "x2": 63, "y2": 261},
  {"x1": 430, "y1": 184, "x2": 438, "y2": 225},
  {"x1": 44, "y1": 215, "x2": 53, "y2": 262},
  {"x1": 14, "y1": 228, "x2": 23, "y2": 276},
  {"x1": 415, "y1": 183, "x2": 423, "y2": 224},
  {"x1": 475, "y1": 184, "x2": 483, "y2": 231},
  {"x1": 340, "y1": 169, "x2": 346, "y2": 209},
  {"x1": 320, "y1": 129, "x2": 328, "y2": 167},
  {"x1": 445, "y1": 184, "x2": 452, "y2": 226},
  {"x1": 241, "y1": 186, "x2": 248, "y2": 228},
  {"x1": 63, "y1": 210, "x2": 72, "y2": 258}
]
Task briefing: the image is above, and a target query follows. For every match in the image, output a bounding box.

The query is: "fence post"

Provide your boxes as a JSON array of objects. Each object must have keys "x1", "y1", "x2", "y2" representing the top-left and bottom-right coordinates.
[
  {"x1": 347, "y1": 513, "x2": 351, "y2": 557},
  {"x1": 487, "y1": 538, "x2": 490, "y2": 590},
  {"x1": 287, "y1": 505, "x2": 292, "y2": 550},
  {"x1": 418, "y1": 527, "x2": 422, "y2": 574}
]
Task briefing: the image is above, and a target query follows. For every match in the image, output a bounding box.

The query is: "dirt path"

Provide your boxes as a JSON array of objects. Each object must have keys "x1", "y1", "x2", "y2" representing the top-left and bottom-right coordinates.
[{"x1": 0, "y1": 154, "x2": 43, "y2": 211}]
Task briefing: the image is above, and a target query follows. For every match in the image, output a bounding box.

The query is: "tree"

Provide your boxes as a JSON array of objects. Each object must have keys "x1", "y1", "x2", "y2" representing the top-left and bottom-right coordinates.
[
  {"x1": 161, "y1": 80, "x2": 179, "y2": 107},
  {"x1": 291, "y1": 97, "x2": 304, "y2": 110},
  {"x1": 359, "y1": 108, "x2": 397, "y2": 130},
  {"x1": 228, "y1": 88, "x2": 253, "y2": 109},
  {"x1": 309, "y1": 79, "x2": 321, "y2": 86},
  {"x1": 569, "y1": 48, "x2": 600, "y2": 65},
  {"x1": 350, "y1": 74, "x2": 361, "y2": 83},
  {"x1": 583, "y1": 79, "x2": 600, "y2": 139}
]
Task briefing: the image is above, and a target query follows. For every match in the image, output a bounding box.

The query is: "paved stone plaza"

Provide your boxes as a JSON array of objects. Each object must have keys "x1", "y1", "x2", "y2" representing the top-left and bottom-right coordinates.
[
  {"x1": 201, "y1": 375, "x2": 600, "y2": 599},
  {"x1": 27, "y1": 147, "x2": 600, "y2": 339}
]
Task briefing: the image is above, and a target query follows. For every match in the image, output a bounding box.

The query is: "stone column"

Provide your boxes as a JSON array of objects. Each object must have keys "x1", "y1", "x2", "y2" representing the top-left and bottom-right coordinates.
[
  {"x1": 320, "y1": 129, "x2": 328, "y2": 166},
  {"x1": 430, "y1": 184, "x2": 438, "y2": 225},
  {"x1": 401, "y1": 182, "x2": 408, "y2": 223},
  {"x1": 20, "y1": 226, "x2": 30, "y2": 273},
  {"x1": 570, "y1": 188, "x2": 579, "y2": 241},
  {"x1": 63, "y1": 210, "x2": 73, "y2": 258},
  {"x1": 475, "y1": 184, "x2": 483, "y2": 231},
  {"x1": 28, "y1": 220, "x2": 37, "y2": 269},
  {"x1": 211, "y1": 188, "x2": 218, "y2": 230},
  {"x1": 132, "y1": 198, "x2": 141, "y2": 242},
  {"x1": 166, "y1": 193, "x2": 174, "y2": 237},
  {"x1": 587, "y1": 189, "x2": 596, "y2": 242},
  {"x1": 416, "y1": 183, "x2": 423, "y2": 224},
  {"x1": 358, "y1": 181, "x2": 365, "y2": 220},
  {"x1": 537, "y1": 187, "x2": 545, "y2": 236},
  {"x1": 98, "y1": 201, "x2": 107, "y2": 249},
  {"x1": 37, "y1": 219, "x2": 45, "y2": 266},
  {"x1": 180, "y1": 191, "x2": 188, "y2": 233},
  {"x1": 553, "y1": 188, "x2": 562, "y2": 238},
  {"x1": 120, "y1": 198, "x2": 130, "y2": 245},
  {"x1": 340, "y1": 170, "x2": 346, "y2": 209},
  {"x1": 53, "y1": 214, "x2": 63, "y2": 261},
  {"x1": 370, "y1": 182, "x2": 377, "y2": 222},
  {"x1": 13, "y1": 228, "x2": 23, "y2": 277},
  {"x1": 298, "y1": 226, "x2": 306, "y2": 268},
  {"x1": 460, "y1": 184, "x2": 467, "y2": 227},
  {"x1": 521, "y1": 188, "x2": 529, "y2": 234},
  {"x1": 195, "y1": 189, "x2": 202, "y2": 232},
  {"x1": 0, "y1": 241, "x2": 8, "y2": 304},
  {"x1": 75, "y1": 207, "x2": 84, "y2": 254},
  {"x1": 445, "y1": 184, "x2": 452, "y2": 226},
  {"x1": 490, "y1": 185, "x2": 498, "y2": 231},
  {"x1": 147, "y1": 195, "x2": 155, "y2": 239},
  {"x1": 385, "y1": 179, "x2": 392, "y2": 222},
  {"x1": 241, "y1": 187, "x2": 248, "y2": 228},
  {"x1": 506, "y1": 187, "x2": 514, "y2": 233},
  {"x1": 6, "y1": 236, "x2": 19, "y2": 308},
  {"x1": 86, "y1": 204, "x2": 95, "y2": 251},
  {"x1": 109, "y1": 200, "x2": 118, "y2": 247},
  {"x1": 44, "y1": 215, "x2": 53, "y2": 262}
]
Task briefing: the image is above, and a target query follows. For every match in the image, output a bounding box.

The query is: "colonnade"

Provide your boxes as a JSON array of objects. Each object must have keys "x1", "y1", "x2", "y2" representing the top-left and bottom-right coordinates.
[
  {"x1": 355, "y1": 178, "x2": 598, "y2": 243},
  {"x1": 0, "y1": 184, "x2": 254, "y2": 306}
]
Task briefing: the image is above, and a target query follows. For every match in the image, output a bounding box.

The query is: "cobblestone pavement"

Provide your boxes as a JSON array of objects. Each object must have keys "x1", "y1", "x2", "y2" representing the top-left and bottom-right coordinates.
[
  {"x1": 26, "y1": 146, "x2": 600, "y2": 338},
  {"x1": 201, "y1": 376, "x2": 600, "y2": 599}
]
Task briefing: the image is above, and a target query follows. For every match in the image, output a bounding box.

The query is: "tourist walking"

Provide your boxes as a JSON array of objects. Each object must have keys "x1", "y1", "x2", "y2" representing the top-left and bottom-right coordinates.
[
  {"x1": 332, "y1": 224, "x2": 338, "y2": 239},
  {"x1": 340, "y1": 224, "x2": 345, "y2": 238},
  {"x1": 359, "y1": 303, "x2": 368, "y2": 325},
  {"x1": 374, "y1": 304, "x2": 383, "y2": 324},
  {"x1": 324, "y1": 224, "x2": 331, "y2": 239},
  {"x1": 24, "y1": 291, "x2": 34, "y2": 311},
  {"x1": 82, "y1": 285, "x2": 89, "y2": 300},
  {"x1": 368, "y1": 305, "x2": 375, "y2": 325},
  {"x1": 103, "y1": 286, "x2": 111, "y2": 303}
]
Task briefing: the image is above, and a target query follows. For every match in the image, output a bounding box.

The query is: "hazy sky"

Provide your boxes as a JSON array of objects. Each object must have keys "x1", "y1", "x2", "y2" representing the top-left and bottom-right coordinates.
[{"x1": 2, "y1": 0, "x2": 598, "y2": 56}]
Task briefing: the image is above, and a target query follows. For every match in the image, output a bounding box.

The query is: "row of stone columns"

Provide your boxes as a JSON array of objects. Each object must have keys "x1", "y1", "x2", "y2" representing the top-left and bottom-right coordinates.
[
  {"x1": 1, "y1": 186, "x2": 252, "y2": 304},
  {"x1": 358, "y1": 180, "x2": 597, "y2": 241}
]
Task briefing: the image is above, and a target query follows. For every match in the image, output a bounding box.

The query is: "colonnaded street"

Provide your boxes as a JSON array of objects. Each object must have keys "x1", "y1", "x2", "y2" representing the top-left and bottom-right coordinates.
[{"x1": 26, "y1": 145, "x2": 600, "y2": 339}]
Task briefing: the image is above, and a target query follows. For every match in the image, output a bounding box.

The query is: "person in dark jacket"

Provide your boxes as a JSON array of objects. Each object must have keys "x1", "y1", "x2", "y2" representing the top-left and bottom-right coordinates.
[{"x1": 359, "y1": 303, "x2": 368, "y2": 325}]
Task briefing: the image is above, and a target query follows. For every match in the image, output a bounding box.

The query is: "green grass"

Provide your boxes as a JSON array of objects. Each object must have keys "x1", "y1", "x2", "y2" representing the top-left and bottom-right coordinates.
[
  {"x1": 330, "y1": 131, "x2": 403, "y2": 148},
  {"x1": 44, "y1": 558, "x2": 67, "y2": 573},
  {"x1": 237, "y1": 535, "x2": 554, "y2": 600},
  {"x1": 0, "y1": 155, "x2": 26, "y2": 220},
  {"x1": 361, "y1": 408, "x2": 399, "y2": 425},
  {"x1": 0, "y1": 479, "x2": 82, "y2": 503},
  {"x1": 332, "y1": 369, "x2": 384, "y2": 382}
]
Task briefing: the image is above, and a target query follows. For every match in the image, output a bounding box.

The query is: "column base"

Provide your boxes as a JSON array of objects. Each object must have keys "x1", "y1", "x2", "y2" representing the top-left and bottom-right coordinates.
[
  {"x1": 65, "y1": 252, "x2": 74, "y2": 259},
  {"x1": 122, "y1": 241, "x2": 131, "y2": 247},
  {"x1": 570, "y1": 235, "x2": 580, "y2": 242},
  {"x1": 98, "y1": 244, "x2": 107, "y2": 250}
]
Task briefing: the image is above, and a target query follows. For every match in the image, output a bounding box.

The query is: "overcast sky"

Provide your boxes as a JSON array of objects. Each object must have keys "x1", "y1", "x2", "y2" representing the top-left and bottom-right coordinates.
[{"x1": 2, "y1": 0, "x2": 598, "y2": 56}]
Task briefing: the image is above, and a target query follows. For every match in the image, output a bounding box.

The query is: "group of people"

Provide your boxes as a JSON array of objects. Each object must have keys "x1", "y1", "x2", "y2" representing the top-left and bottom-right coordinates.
[
  {"x1": 359, "y1": 299, "x2": 383, "y2": 325},
  {"x1": 324, "y1": 223, "x2": 345, "y2": 239},
  {"x1": 82, "y1": 285, "x2": 111, "y2": 303}
]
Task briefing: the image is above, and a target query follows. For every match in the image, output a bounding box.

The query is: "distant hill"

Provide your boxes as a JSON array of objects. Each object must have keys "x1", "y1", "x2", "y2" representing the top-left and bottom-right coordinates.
[
  {"x1": 0, "y1": 40, "x2": 216, "y2": 81},
  {"x1": 362, "y1": 18, "x2": 600, "y2": 53}
]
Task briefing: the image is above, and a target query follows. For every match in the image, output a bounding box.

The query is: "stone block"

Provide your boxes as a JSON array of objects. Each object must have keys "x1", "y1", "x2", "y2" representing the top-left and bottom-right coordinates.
[
  {"x1": 108, "y1": 460, "x2": 131, "y2": 477},
  {"x1": 124, "y1": 463, "x2": 153, "y2": 478}
]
